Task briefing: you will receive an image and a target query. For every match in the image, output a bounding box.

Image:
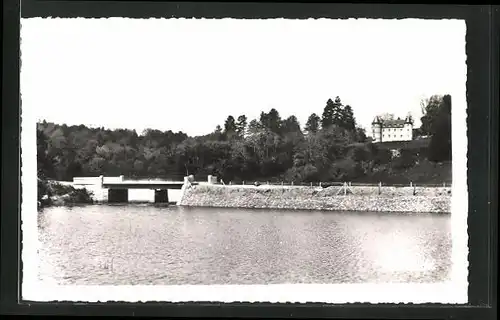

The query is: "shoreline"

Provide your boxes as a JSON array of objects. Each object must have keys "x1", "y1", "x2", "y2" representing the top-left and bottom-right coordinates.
[{"x1": 38, "y1": 202, "x2": 450, "y2": 215}]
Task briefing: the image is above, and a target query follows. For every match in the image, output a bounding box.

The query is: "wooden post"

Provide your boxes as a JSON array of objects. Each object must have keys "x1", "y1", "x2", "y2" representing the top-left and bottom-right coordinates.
[
  {"x1": 413, "y1": 184, "x2": 416, "y2": 195},
  {"x1": 243, "y1": 181, "x2": 245, "y2": 185},
  {"x1": 378, "y1": 182, "x2": 382, "y2": 195},
  {"x1": 310, "y1": 182, "x2": 313, "y2": 187},
  {"x1": 410, "y1": 181, "x2": 412, "y2": 187},
  {"x1": 319, "y1": 182, "x2": 322, "y2": 188},
  {"x1": 282, "y1": 181, "x2": 284, "y2": 186},
  {"x1": 291, "y1": 181, "x2": 294, "y2": 186},
  {"x1": 344, "y1": 182, "x2": 347, "y2": 195},
  {"x1": 443, "y1": 182, "x2": 446, "y2": 188}
]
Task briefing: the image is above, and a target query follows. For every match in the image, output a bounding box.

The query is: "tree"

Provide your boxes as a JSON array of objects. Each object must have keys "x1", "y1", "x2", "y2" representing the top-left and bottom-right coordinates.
[
  {"x1": 261, "y1": 108, "x2": 282, "y2": 134},
  {"x1": 321, "y1": 96, "x2": 343, "y2": 130},
  {"x1": 236, "y1": 115, "x2": 247, "y2": 138},
  {"x1": 340, "y1": 105, "x2": 356, "y2": 131},
  {"x1": 304, "y1": 113, "x2": 320, "y2": 134},
  {"x1": 355, "y1": 127, "x2": 367, "y2": 142},
  {"x1": 37, "y1": 129, "x2": 54, "y2": 178},
  {"x1": 420, "y1": 95, "x2": 443, "y2": 136},
  {"x1": 224, "y1": 116, "x2": 237, "y2": 133},
  {"x1": 66, "y1": 161, "x2": 83, "y2": 178},
  {"x1": 331, "y1": 96, "x2": 344, "y2": 127},
  {"x1": 428, "y1": 94, "x2": 452, "y2": 162},
  {"x1": 321, "y1": 98, "x2": 335, "y2": 129},
  {"x1": 224, "y1": 115, "x2": 237, "y2": 140},
  {"x1": 394, "y1": 149, "x2": 417, "y2": 169},
  {"x1": 281, "y1": 115, "x2": 302, "y2": 135},
  {"x1": 247, "y1": 119, "x2": 262, "y2": 136}
]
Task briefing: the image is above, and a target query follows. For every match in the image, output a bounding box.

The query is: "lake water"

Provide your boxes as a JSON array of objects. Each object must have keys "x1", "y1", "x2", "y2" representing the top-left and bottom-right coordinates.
[{"x1": 37, "y1": 205, "x2": 452, "y2": 285}]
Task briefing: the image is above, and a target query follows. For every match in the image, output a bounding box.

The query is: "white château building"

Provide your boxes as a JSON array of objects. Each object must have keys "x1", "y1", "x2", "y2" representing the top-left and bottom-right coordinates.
[{"x1": 371, "y1": 115, "x2": 414, "y2": 143}]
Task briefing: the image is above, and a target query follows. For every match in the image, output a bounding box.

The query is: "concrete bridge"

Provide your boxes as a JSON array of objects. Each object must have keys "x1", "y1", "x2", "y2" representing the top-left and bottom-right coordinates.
[{"x1": 72, "y1": 175, "x2": 200, "y2": 204}]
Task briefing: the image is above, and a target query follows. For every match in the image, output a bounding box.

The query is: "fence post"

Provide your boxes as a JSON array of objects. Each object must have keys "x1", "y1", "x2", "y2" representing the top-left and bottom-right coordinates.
[
  {"x1": 378, "y1": 182, "x2": 382, "y2": 195},
  {"x1": 413, "y1": 184, "x2": 416, "y2": 195},
  {"x1": 310, "y1": 182, "x2": 313, "y2": 187},
  {"x1": 410, "y1": 181, "x2": 412, "y2": 188},
  {"x1": 443, "y1": 182, "x2": 446, "y2": 188},
  {"x1": 243, "y1": 181, "x2": 245, "y2": 185},
  {"x1": 319, "y1": 182, "x2": 322, "y2": 188},
  {"x1": 344, "y1": 182, "x2": 347, "y2": 196},
  {"x1": 291, "y1": 181, "x2": 294, "y2": 186}
]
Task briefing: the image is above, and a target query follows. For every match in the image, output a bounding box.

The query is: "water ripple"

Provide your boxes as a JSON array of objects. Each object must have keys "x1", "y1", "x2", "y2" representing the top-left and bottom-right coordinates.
[{"x1": 37, "y1": 205, "x2": 452, "y2": 285}]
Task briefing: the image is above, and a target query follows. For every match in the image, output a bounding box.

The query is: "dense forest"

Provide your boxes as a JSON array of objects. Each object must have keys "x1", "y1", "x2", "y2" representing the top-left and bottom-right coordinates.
[{"x1": 37, "y1": 95, "x2": 452, "y2": 185}]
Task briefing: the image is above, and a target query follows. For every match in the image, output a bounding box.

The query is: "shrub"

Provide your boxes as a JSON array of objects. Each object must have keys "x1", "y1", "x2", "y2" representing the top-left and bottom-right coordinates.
[
  {"x1": 66, "y1": 188, "x2": 94, "y2": 204},
  {"x1": 393, "y1": 149, "x2": 417, "y2": 169}
]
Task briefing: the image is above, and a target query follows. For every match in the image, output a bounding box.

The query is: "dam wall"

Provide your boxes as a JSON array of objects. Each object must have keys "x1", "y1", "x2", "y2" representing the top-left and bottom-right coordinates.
[{"x1": 178, "y1": 185, "x2": 451, "y2": 213}]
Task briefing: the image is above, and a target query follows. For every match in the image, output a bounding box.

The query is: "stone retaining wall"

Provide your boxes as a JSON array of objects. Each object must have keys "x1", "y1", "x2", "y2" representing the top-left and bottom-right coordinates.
[{"x1": 178, "y1": 185, "x2": 451, "y2": 213}]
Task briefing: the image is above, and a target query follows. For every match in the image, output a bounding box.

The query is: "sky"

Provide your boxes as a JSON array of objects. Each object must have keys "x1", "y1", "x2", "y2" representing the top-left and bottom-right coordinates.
[{"x1": 20, "y1": 18, "x2": 466, "y2": 137}]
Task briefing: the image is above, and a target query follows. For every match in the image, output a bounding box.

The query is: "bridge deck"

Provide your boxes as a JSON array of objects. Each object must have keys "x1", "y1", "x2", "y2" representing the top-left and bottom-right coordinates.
[{"x1": 102, "y1": 181, "x2": 195, "y2": 190}]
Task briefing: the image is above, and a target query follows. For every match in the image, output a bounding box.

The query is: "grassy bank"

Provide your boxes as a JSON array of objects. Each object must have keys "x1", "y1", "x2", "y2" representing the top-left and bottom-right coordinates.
[
  {"x1": 179, "y1": 185, "x2": 451, "y2": 213},
  {"x1": 38, "y1": 178, "x2": 94, "y2": 209}
]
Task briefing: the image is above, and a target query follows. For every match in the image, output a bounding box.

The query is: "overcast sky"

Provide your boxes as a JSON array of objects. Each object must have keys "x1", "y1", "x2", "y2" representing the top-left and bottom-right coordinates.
[{"x1": 20, "y1": 18, "x2": 466, "y2": 137}]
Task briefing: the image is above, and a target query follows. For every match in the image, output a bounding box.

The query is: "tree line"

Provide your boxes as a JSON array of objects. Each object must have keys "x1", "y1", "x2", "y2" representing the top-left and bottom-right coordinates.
[{"x1": 37, "y1": 95, "x2": 452, "y2": 185}]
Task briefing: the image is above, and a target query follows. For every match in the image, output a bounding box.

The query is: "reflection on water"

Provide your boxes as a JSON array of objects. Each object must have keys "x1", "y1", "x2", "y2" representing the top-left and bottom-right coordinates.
[{"x1": 37, "y1": 205, "x2": 452, "y2": 285}]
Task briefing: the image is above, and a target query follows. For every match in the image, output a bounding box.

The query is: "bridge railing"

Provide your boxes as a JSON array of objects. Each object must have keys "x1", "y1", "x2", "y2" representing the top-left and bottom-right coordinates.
[
  {"x1": 73, "y1": 177, "x2": 102, "y2": 185},
  {"x1": 74, "y1": 175, "x2": 451, "y2": 189}
]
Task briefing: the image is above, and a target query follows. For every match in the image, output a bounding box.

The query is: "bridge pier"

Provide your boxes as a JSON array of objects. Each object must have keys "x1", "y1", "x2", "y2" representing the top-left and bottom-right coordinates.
[
  {"x1": 154, "y1": 189, "x2": 169, "y2": 203},
  {"x1": 108, "y1": 189, "x2": 128, "y2": 203}
]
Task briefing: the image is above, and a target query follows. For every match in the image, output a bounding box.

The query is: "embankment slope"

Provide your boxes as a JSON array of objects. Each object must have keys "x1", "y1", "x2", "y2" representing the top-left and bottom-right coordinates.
[{"x1": 178, "y1": 185, "x2": 451, "y2": 213}]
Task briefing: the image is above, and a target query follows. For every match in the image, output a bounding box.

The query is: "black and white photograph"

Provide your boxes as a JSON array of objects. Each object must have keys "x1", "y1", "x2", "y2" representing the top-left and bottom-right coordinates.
[{"x1": 20, "y1": 16, "x2": 468, "y2": 303}]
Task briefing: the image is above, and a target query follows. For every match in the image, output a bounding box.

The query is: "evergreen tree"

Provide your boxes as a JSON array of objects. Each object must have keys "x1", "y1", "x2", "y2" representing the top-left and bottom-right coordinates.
[
  {"x1": 224, "y1": 115, "x2": 237, "y2": 139},
  {"x1": 355, "y1": 127, "x2": 367, "y2": 142},
  {"x1": 305, "y1": 113, "x2": 320, "y2": 134},
  {"x1": 340, "y1": 105, "x2": 356, "y2": 131},
  {"x1": 321, "y1": 98, "x2": 335, "y2": 129},
  {"x1": 322, "y1": 96, "x2": 344, "y2": 129},
  {"x1": 262, "y1": 108, "x2": 282, "y2": 134},
  {"x1": 236, "y1": 115, "x2": 248, "y2": 138},
  {"x1": 420, "y1": 95, "x2": 443, "y2": 136},
  {"x1": 428, "y1": 95, "x2": 452, "y2": 162},
  {"x1": 331, "y1": 96, "x2": 344, "y2": 127},
  {"x1": 247, "y1": 119, "x2": 262, "y2": 136},
  {"x1": 281, "y1": 115, "x2": 302, "y2": 134}
]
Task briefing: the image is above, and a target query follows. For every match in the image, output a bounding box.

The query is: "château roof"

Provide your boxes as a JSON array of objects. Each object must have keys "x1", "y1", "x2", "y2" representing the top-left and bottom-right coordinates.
[
  {"x1": 371, "y1": 116, "x2": 382, "y2": 124},
  {"x1": 381, "y1": 119, "x2": 405, "y2": 128},
  {"x1": 372, "y1": 115, "x2": 413, "y2": 127}
]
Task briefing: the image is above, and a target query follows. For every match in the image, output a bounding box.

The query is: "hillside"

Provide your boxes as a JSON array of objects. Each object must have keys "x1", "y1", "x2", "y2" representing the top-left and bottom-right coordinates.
[{"x1": 374, "y1": 138, "x2": 431, "y2": 150}]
